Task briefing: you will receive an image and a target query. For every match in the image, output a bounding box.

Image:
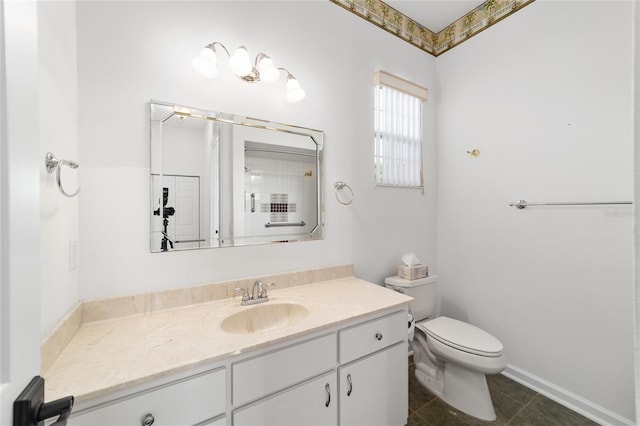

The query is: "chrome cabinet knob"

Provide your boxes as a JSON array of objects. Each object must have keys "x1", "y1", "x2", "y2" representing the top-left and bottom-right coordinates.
[{"x1": 141, "y1": 413, "x2": 155, "y2": 426}]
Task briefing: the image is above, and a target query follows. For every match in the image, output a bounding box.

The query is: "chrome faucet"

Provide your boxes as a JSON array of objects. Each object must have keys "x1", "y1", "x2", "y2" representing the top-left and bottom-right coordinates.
[
  {"x1": 234, "y1": 280, "x2": 275, "y2": 306},
  {"x1": 252, "y1": 280, "x2": 266, "y2": 300}
]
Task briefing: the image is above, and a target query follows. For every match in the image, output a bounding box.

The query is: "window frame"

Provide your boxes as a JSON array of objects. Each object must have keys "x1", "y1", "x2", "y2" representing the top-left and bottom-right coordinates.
[{"x1": 373, "y1": 70, "x2": 428, "y2": 190}]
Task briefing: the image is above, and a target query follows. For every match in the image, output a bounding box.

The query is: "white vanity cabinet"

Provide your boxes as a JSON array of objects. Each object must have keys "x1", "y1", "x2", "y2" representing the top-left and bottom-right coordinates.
[
  {"x1": 232, "y1": 310, "x2": 408, "y2": 426},
  {"x1": 68, "y1": 368, "x2": 226, "y2": 426},
  {"x1": 67, "y1": 308, "x2": 408, "y2": 426},
  {"x1": 338, "y1": 311, "x2": 409, "y2": 426}
]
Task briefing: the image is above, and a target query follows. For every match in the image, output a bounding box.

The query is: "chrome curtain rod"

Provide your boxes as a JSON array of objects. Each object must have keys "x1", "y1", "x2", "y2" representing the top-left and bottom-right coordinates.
[{"x1": 509, "y1": 200, "x2": 633, "y2": 210}]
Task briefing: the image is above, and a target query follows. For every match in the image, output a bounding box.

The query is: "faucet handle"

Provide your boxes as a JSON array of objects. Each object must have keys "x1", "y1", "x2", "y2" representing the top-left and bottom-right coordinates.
[
  {"x1": 260, "y1": 282, "x2": 275, "y2": 298},
  {"x1": 234, "y1": 287, "x2": 250, "y2": 302}
]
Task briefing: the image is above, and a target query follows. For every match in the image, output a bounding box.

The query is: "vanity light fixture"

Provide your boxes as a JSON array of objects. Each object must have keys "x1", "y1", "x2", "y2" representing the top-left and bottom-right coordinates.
[{"x1": 192, "y1": 41, "x2": 306, "y2": 103}]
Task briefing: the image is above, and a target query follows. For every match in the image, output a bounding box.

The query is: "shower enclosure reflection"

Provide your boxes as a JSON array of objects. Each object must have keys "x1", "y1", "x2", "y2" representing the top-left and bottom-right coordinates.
[{"x1": 150, "y1": 101, "x2": 324, "y2": 252}]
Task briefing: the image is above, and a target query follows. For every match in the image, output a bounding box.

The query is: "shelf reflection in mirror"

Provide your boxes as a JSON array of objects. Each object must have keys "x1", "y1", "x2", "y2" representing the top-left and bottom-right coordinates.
[{"x1": 150, "y1": 100, "x2": 324, "y2": 252}]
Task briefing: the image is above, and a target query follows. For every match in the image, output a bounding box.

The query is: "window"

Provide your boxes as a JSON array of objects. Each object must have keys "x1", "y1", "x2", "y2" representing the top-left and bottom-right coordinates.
[{"x1": 374, "y1": 70, "x2": 427, "y2": 188}]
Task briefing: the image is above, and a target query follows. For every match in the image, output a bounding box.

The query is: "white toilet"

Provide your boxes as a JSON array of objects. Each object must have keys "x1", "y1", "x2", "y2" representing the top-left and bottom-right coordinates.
[{"x1": 385, "y1": 275, "x2": 506, "y2": 421}]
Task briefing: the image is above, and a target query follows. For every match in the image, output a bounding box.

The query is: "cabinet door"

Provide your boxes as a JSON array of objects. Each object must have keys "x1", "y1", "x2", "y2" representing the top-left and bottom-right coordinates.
[
  {"x1": 233, "y1": 372, "x2": 337, "y2": 426},
  {"x1": 339, "y1": 343, "x2": 408, "y2": 426}
]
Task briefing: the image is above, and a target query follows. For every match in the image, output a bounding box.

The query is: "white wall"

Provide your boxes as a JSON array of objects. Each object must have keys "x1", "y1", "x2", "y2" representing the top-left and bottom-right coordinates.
[
  {"x1": 38, "y1": 1, "x2": 80, "y2": 337},
  {"x1": 75, "y1": 1, "x2": 436, "y2": 300},
  {"x1": 436, "y1": 1, "x2": 634, "y2": 422},
  {"x1": 351, "y1": 49, "x2": 437, "y2": 285}
]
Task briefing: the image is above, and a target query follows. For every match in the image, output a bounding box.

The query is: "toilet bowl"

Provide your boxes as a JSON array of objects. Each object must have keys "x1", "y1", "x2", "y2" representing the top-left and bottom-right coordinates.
[
  {"x1": 414, "y1": 316, "x2": 506, "y2": 420},
  {"x1": 385, "y1": 275, "x2": 506, "y2": 421}
]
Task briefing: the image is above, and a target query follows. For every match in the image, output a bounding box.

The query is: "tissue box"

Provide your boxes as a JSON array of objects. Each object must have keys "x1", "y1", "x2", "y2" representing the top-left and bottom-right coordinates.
[{"x1": 397, "y1": 264, "x2": 428, "y2": 280}]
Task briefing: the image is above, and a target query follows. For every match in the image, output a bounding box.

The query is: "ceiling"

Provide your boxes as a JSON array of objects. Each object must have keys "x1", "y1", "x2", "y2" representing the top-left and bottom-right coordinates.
[{"x1": 385, "y1": 0, "x2": 486, "y2": 33}]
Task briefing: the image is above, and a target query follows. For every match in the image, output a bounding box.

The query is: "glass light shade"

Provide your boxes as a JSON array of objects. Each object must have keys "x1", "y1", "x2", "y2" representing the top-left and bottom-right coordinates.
[
  {"x1": 192, "y1": 47, "x2": 218, "y2": 79},
  {"x1": 229, "y1": 46, "x2": 253, "y2": 77},
  {"x1": 257, "y1": 57, "x2": 280, "y2": 84},
  {"x1": 286, "y1": 77, "x2": 306, "y2": 103}
]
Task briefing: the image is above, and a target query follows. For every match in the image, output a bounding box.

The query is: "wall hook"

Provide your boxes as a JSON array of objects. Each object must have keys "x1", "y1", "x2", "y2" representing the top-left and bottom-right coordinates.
[{"x1": 45, "y1": 152, "x2": 80, "y2": 198}]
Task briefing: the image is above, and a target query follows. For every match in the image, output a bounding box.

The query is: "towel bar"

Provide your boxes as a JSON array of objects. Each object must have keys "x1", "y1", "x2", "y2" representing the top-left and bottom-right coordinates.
[
  {"x1": 509, "y1": 200, "x2": 632, "y2": 209},
  {"x1": 265, "y1": 221, "x2": 306, "y2": 228}
]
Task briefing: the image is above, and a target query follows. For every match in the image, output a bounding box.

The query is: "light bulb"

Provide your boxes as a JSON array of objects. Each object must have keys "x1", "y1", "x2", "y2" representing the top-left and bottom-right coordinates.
[
  {"x1": 257, "y1": 56, "x2": 280, "y2": 84},
  {"x1": 286, "y1": 77, "x2": 306, "y2": 103},
  {"x1": 192, "y1": 47, "x2": 218, "y2": 79},
  {"x1": 229, "y1": 46, "x2": 253, "y2": 77}
]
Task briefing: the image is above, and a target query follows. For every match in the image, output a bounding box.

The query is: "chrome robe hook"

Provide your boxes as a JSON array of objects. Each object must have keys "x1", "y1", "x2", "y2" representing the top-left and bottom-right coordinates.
[{"x1": 45, "y1": 152, "x2": 80, "y2": 198}]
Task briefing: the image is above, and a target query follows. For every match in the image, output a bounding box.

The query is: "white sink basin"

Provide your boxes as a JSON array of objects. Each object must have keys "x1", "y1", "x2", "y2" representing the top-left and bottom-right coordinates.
[{"x1": 220, "y1": 302, "x2": 309, "y2": 334}]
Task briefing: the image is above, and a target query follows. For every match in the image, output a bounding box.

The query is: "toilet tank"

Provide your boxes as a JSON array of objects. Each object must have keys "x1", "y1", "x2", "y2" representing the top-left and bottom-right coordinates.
[{"x1": 384, "y1": 275, "x2": 437, "y2": 321}]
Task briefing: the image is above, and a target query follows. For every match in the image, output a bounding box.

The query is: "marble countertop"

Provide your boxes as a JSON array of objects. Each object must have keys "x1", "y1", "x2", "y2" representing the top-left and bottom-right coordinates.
[{"x1": 44, "y1": 277, "x2": 412, "y2": 403}]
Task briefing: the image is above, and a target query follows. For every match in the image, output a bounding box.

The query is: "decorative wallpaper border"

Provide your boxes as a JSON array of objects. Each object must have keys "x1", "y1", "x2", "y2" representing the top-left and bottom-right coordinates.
[{"x1": 330, "y1": 0, "x2": 536, "y2": 57}]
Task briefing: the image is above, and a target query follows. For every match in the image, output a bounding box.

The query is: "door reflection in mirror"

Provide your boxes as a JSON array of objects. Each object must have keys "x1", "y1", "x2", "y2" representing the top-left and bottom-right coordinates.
[{"x1": 150, "y1": 101, "x2": 323, "y2": 252}]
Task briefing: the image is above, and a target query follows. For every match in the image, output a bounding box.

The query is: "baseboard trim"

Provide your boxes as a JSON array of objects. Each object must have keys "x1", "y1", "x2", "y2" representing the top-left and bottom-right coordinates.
[{"x1": 503, "y1": 364, "x2": 635, "y2": 426}]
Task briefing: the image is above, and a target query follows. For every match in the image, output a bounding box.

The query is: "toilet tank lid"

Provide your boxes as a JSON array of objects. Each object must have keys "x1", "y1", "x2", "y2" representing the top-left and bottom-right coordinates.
[{"x1": 385, "y1": 275, "x2": 437, "y2": 288}]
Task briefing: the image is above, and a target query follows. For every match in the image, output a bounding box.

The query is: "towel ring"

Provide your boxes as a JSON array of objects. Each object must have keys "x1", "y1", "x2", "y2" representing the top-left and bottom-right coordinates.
[
  {"x1": 45, "y1": 152, "x2": 80, "y2": 198},
  {"x1": 334, "y1": 181, "x2": 354, "y2": 205}
]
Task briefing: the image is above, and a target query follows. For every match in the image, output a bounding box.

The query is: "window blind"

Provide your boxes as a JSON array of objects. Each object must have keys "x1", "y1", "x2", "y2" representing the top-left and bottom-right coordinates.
[{"x1": 374, "y1": 83, "x2": 423, "y2": 188}]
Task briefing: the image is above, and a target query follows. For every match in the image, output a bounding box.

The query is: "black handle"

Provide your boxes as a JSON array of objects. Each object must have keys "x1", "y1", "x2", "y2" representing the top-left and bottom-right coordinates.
[
  {"x1": 13, "y1": 376, "x2": 74, "y2": 426},
  {"x1": 38, "y1": 396, "x2": 74, "y2": 426},
  {"x1": 325, "y1": 383, "x2": 331, "y2": 407}
]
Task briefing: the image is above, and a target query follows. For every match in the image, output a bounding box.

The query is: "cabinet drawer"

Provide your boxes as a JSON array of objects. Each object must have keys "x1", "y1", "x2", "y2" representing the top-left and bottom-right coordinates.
[
  {"x1": 69, "y1": 368, "x2": 226, "y2": 426},
  {"x1": 339, "y1": 310, "x2": 407, "y2": 364},
  {"x1": 233, "y1": 333, "x2": 336, "y2": 406}
]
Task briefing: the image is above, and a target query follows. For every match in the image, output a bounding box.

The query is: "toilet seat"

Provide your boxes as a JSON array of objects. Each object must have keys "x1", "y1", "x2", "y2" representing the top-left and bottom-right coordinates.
[{"x1": 417, "y1": 316, "x2": 503, "y2": 357}]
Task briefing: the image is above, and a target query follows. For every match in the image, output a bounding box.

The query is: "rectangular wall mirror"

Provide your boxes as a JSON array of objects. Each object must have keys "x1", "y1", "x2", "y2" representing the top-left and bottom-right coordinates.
[{"x1": 150, "y1": 100, "x2": 324, "y2": 252}]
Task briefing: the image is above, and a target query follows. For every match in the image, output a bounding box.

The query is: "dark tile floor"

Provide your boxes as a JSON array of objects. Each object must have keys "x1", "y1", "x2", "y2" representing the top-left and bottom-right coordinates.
[{"x1": 407, "y1": 358, "x2": 600, "y2": 425}]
